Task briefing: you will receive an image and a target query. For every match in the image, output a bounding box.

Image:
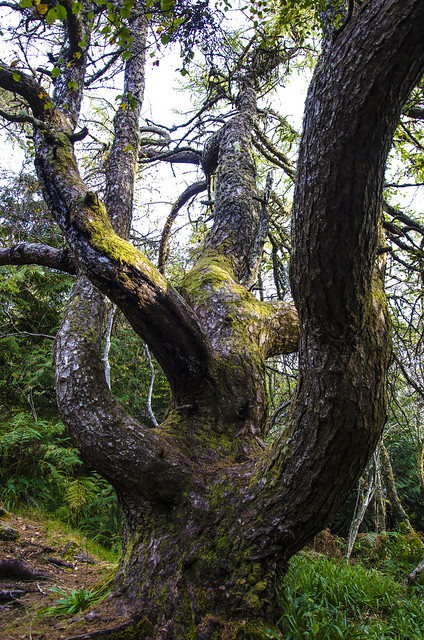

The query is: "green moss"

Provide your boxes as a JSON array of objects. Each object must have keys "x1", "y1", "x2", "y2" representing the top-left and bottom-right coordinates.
[
  {"x1": 70, "y1": 194, "x2": 166, "y2": 290},
  {"x1": 180, "y1": 253, "x2": 237, "y2": 299}
]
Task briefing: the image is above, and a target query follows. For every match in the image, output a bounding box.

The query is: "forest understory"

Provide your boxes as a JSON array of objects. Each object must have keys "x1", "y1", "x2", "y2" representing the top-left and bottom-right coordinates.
[{"x1": 1, "y1": 507, "x2": 424, "y2": 640}]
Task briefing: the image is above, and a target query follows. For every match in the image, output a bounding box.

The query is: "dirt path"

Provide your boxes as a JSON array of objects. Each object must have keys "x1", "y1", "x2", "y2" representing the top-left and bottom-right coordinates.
[{"x1": 0, "y1": 509, "x2": 129, "y2": 640}]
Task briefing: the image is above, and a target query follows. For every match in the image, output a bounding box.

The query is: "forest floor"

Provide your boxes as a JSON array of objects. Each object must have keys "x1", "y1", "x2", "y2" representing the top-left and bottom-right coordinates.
[{"x1": 0, "y1": 509, "x2": 130, "y2": 640}]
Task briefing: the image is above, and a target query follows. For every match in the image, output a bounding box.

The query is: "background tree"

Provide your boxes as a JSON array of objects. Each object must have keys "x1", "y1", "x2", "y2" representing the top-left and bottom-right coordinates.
[{"x1": 0, "y1": 1, "x2": 424, "y2": 638}]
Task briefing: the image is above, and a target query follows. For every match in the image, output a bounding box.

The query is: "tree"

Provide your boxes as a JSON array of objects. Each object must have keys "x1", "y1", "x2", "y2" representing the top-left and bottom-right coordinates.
[{"x1": 0, "y1": 0, "x2": 424, "y2": 637}]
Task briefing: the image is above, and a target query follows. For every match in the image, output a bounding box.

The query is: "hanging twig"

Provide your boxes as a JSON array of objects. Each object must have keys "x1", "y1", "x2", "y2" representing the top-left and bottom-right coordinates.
[{"x1": 158, "y1": 181, "x2": 207, "y2": 275}]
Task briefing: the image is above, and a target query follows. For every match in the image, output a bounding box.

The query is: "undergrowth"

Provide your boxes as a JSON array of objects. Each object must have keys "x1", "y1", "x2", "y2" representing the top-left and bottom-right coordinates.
[
  {"x1": 268, "y1": 551, "x2": 424, "y2": 639},
  {"x1": 0, "y1": 411, "x2": 122, "y2": 550},
  {"x1": 39, "y1": 572, "x2": 115, "y2": 617}
]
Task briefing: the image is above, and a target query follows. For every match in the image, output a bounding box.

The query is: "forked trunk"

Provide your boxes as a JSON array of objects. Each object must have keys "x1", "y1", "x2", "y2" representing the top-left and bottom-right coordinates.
[{"x1": 24, "y1": 0, "x2": 424, "y2": 638}]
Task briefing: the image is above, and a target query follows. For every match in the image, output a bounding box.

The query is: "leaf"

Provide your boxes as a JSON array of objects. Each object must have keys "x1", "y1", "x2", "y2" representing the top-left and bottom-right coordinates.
[
  {"x1": 55, "y1": 4, "x2": 67, "y2": 20},
  {"x1": 161, "y1": 0, "x2": 174, "y2": 11},
  {"x1": 45, "y1": 7, "x2": 58, "y2": 23},
  {"x1": 67, "y1": 80, "x2": 78, "y2": 91},
  {"x1": 51, "y1": 67, "x2": 61, "y2": 79},
  {"x1": 12, "y1": 72, "x2": 21, "y2": 82},
  {"x1": 72, "y1": 1, "x2": 83, "y2": 14},
  {"x1": 19, "y1": 0, "x2": 33, "y2": 8}
]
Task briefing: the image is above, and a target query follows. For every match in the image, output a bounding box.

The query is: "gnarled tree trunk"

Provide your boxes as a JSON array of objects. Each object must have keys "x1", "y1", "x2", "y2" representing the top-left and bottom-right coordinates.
[{"x1": 1, "y1": 0, "x2": 424, "y2": 638}]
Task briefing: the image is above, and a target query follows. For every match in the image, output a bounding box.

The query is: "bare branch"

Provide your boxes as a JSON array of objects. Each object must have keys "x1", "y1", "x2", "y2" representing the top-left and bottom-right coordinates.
[
  {"x1": 158, "y1": 180, "x2": 207, "y2": 275},
  {"x1": 0, "y1": 330, "x2": 55, "y2": 340},
  {"x1": 140, "y1": 146, "x2": 201, "y2": 165},
  {"x1": 253, "y1": 124, "x2": 296, "y2": 180},
  {"x1": 403, "y1": 105, "x2": 424, "y2": 119},
  {"x1": 144, "y1": 343, "x2": 159, "y2": 428},
  {"x1": 0, "y1": 242, "x2": 76, "y2": 274},
  {"x1": 383, "y1": 199, "x2": 424, "y2": 235},
  {"x1": 0, "y1": 106, "x2": 51, "y2": 131}
]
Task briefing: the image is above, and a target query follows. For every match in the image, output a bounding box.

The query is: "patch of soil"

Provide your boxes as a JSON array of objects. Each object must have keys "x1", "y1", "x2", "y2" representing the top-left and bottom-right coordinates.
[{"x1": 0, "y1": 510, "x2": 130, "y2": 640}]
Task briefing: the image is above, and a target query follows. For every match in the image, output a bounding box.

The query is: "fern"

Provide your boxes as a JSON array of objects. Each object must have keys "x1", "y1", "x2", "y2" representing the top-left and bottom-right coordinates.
[{"x1": 0, "y1": 411, "x2": 122, "y2": 548}]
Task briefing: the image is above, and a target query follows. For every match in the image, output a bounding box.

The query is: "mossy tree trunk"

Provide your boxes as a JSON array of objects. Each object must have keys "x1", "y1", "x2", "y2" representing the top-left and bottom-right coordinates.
[{"x1": 1, "y1": 0, "x2": 424, "y2": 638}]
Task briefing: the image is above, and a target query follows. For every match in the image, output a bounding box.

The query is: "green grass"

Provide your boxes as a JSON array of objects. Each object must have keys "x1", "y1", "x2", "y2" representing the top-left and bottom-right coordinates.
[
  {"x1": 41, "y1": 514, "x2": 120, "y2": 563},
  {"x1": 268, "y1": 552, "x2": 424, "y2": 639}
]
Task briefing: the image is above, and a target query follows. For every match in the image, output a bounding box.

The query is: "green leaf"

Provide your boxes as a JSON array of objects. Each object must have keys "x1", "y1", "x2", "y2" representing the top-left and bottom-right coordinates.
[
  {"x1": 67, "y1": 80, "x2": 78, "y2": 91},
  {"x1": 51, "y1": 67, "x2": 61, "y2": 79},
  {"x1": 55, "y1": 4, "x2": 67, "y2": 20},
  {"x1": 160, "y1": 32, "x2": 170, "y2": 45},
  {"x1": 19, "y1": 0, "x2": 33, "y2": 7},
  {"x1": 45, "y1": 7, "x2": 58, "y2": 24},
  {"x1": 12, "y1": 72, "x2": 21, "y2": 82},
  {"x1": 120, "y1": 7, "x2": 131, "y2": 18},
  {"x1": 161, "y1": 0, "x2": 175, "y2": 11},
  {"x1": 72, "y1": 1, "x2": 83, "y2": 13},
  {"x1": 44, "y1": 101, "x2": 54, "y2": 110}
]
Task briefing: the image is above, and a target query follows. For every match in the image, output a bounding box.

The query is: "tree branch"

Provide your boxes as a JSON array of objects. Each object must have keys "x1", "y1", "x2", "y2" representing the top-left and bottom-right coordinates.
[
  {"x1": 0, "y1": 106, "x2": 51, "y2": 131},
  {"x1": 253, "y1": 124, "x2": 296, "y2": 180},
  {"x1": 252, "y1": 0, "x2": 424, "y2": 564},
  {"x1": 55, "y1": 277, "x2": 193, "y2": 503},
  {"x1": 383, "y1": 199, "x2": 424, "y2": 235},
  {"x1": 139, "y1": 147, "x2": 202, "y2": 165},
  {"x1": 0, "y1": 242, "x2": 76, "y2": 274},
  {"x1": 403, "y1": 105, "x2": 424, "y2": 119},
  {"x1": 0, "y1": 63, "x2": 51, "y2": 120},
  {"x1": 260, "y1": 301, "x2": 300, "y2": 358},
  {"x1": 158, "y1": 180, "x2": 207, "y2": 275}
]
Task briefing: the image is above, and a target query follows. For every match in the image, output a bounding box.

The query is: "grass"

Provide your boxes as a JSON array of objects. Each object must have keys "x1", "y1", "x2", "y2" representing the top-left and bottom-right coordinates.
[
  {"x1": 268, "y1": 551, "x2": 424, "y2": 639},
  {"x1": 40, "y1": 512, "x2": 121, "y2": 563}
]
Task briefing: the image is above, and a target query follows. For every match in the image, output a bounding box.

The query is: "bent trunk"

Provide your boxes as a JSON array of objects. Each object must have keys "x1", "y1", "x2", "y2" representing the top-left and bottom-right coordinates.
[{"x1": 38, "y1": 0, "x2": 424, "y2": 637}]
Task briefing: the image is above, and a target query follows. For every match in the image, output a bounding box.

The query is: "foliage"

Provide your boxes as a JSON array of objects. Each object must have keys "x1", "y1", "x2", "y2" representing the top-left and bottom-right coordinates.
[
  {"x1": 0, "y1": 171, "x2": 62, "y2": 246},
  {"x1": 108, "y1": 313, "x2": 170, "y2": 425},
  {"x1": 0, "y1": 200, "x2": 73, "y2": 412},
  {"x1": 269, "y1": 551, "x2": 424, "y2": 639},
  {"x1": 0, "y1": 412, "x2": 122, "y2": 550},
  {"x1": 41, "y1": 587, "x2": 98, "y2": 616},
  {"x1": 40, "y1": 573, "x2": 114, "y2": 617},
  {"x1": 385, "y1": 430, "x2": 424, "y2": 530},
  {"x1": 347, "y1": 528, "x2": 424, "y2": 582}
]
